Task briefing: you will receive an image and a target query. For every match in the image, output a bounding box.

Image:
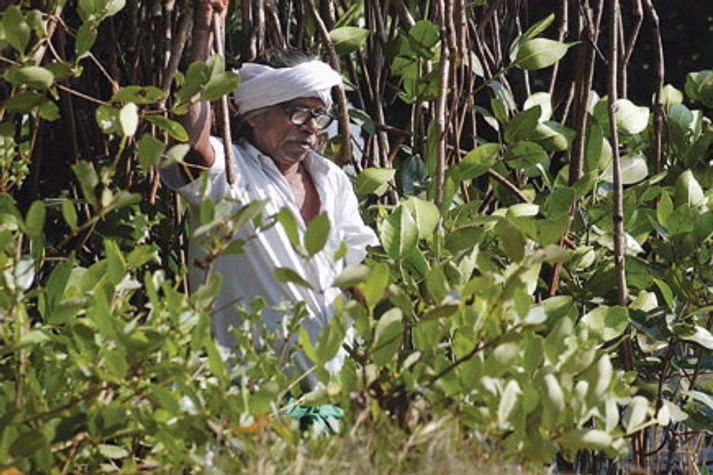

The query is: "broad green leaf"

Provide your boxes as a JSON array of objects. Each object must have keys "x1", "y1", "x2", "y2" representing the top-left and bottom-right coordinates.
[
  {"x1": 380, "y1": 205, "x2": 418, "y2": 259},
  {"x1": 454, "y1": 143, "x2": 499, "y2": 181},
  {"x1": 580, "y1": 305, "x2": 628, "y2": 341},
  {"x1": 509, "y1": 14, "x2": 555, "y2": 62},
  {"x1": 3, "y1": 90, "x2": 43, "y2": 112},
  {"x1": 165, "y1": 143, "x2": 189, "y2": 165},
  {"x1": 72, "y1": 160, "x2": 98, "y2": 207},
  {"x1": 544, "y1": 187, "x2": 574, "y2": 218},
  {"x1": 674, "y1": 169, "x2": 706, "y2": 208},
  {"x1": 316, "y1": 312, "x2": 347, "y2": 364},
  {"x1": 409, "y1": 20, "x2": 439, "y2": 54},
  {"x1": 4, "y1": 6, "x2": 30, "y2": 54},
  {"x1": 4, "y1": 66, "x2": 54, "y2": 90},
  {"x1": 660, "y1": 84, "x2": 683, "y2": 106},
  {"x1": 558, "y1": 429, "x2": 613, "y2": 451},
  {"x1": 24, "y1": 200, "x2": 45, "y2": 238},
  {"x1": 504, "y1": 106, "x2": 541, "y2": 144},
  {"x1": 532, "y1": 121, "x2": 573, "y2": 152},
  {"x1": 542, "y1": 373, "x2": 564, "y2": 428},
  {"x1": 203, "y1": 71, "x2": 241, "y2": 102},
  {"x1": 332, "y1": 264, "x2": 370, "y2": 289},
  {"x1": 587, "y1": 355, "x2": 613, "y2": 402},
  {"x1": 504, "y1": 141, "x2": 547, "y2": 169},
  {"x1": 402, "y1": 197, "x2": 439, "y2": 239},
  {"x1": 95, "y1": 105, "x2": 118, "y2": 134},
  {"x1": 112, "y1": 85, "x2": 164, "y2": 104},
  {"x1": 515, "y1": 38, "x2": 570, "y2": 71},
  {"x1": 176, "y1": 61, "x2": 210, "y2": 103},
  {"x1": 38, "y1": 100, "x2": 60, "y2": 121},
  {"x1": 274, "y1": 267, "x2": 312, "y2": 289},
  {"x1": 498, "y1": 380, "x2": 521, "y2": 426},
  {"x1": 138, "y1": 133, "x2": 166, "y2": 172},
  {"x1": 676, "y1": 325, "x2": 713, "y2": 350},
  {"x1": 685, "y1": 70, "x2": 713, "y2": 108},
  {"x1": 61, "y1": 199, "x2": 78, "y2": 230},
  {"x1": 425, "y1": 265, "x2": 449, "y2": 304},
  {"x1": 299, "y1": 327, "x2": 318, "y2": 363},
  {"x1": 275, "y1": 208, "x2": 301, "y2": 250},
  {"x1": 495, "y1": 219, "x2": 525, "y2": 262},
  {"x1": 600, "y1": 154, "x2": 648, "y2": 185},
  {"x1": 104, "y1": 0, "x2": 127, "y2": 17},
  {"x1": 329, "y1": 26, "x2": 369, "y2": 54},
  {"x1": 355, "y1": 168, "x2": 395, "y2": 197},
  {"x1": 363, "y1": 262, "x2": 389, "y2": 309},
  {"x1": 10, "y1": 429, "x2": 46, "y2": 457},
  {"x1": 118, "y1": 102, "x2": 139, "y2": 137},
  {"x1": 523, "y1": 92, "x2": 552, "y2": 121},
  {"x1": 145, "y1": 115, "x2": 189, "y2": 142},
  {"x1": 372, "y1": 308, "x2": 403, "y2": 365},
  {"x1": 623, "y1": 396, "x2": 649, "y2": 435},
  {"x1": 204, "y1": 335, "x2": 227, "y2": 386},
  {"x1": 615, "y1": 99, "x2": 649, "y2": 134},
  {"x1": 76, "y1": 22, "x2": 97, "y2": 58},
  {"x1": 104, "y1": 348, "x2": 128, "y2": 378},
  {"x1": 305, "y1": 212, "x2": 330, "y2": 257}
]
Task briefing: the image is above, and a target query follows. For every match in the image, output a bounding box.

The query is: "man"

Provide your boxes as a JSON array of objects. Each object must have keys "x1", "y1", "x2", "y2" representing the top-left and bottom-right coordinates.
[{"x1": 161, "y1": 0, "x2": 377, "y2": 390}]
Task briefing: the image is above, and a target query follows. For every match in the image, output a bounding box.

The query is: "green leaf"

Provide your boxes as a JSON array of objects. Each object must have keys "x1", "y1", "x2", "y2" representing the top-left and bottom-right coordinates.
[
  {"x1": 3, "y1": 90, "x2": 43, "y2": 112},
  {"x1": 316, "y1": 311, "x2": 347, "y2": 364},
  {"x1": 495, "y1": 218, "x2": 525, "y2": 262},
  {"x1": 580, "y1": 305, "x2": 628, "y2": 341},
  {"x1": 104, "y1": 349, "x2": 128, "y2": 378},
  {"x1": 623, "y1": 396, "x2": 649, "y2": 435},
  {"x1": 558, "y1": 429, "x2": 613, "y2": 451},
  {"x1": 504, "y1": 106, "x2": 541, "y2": 144},
  {"x1": 39, "y1": 100, "x2": 60, "y2": 121},
  {"x1": 145, "y1": 115, "x2": 189, "y2": 142},
  {"x1": 95, "y1": 105, "x2": 119, "y2": 134},
  {"x1": 72, "y1": 160, "x2": 98, "y2": 207},
  {"x1": 454, "y1": 143, "x2": 499, "y2": 181},
  {"x1": 118, "y1": 102, "x2": 139, "y2": 137},
  {"x1": 380, "y1": 205, "x2": 418, "y2": 259},
  {"x1": 402, "y1": 197, "x2": 439, "y2": 239},
  {"x1": 329, "y1": 26, "x2": 369, "y2": 54},
  {"x1": 299, "y1": 327, "x2": 318, "y2": 363},
  {"x1": 76, "y1": 22, "x2": 97, "y2": 58},
  {"x1": 10, "y1": 429, "x2": 46, "y2": 457},
  {"x1": 355, "y1": 168, "x2": 395, "y2": 197},
  {"x1": 332, "y1": 264, "x2": 370, "y2": 289},
  {"x1": 615, "y1": 99, "x2": 649, "y2": 134},
  {"x1": 138, "y1": 133, "x2": 166, "y2": 172},
  {"x1": 363, "y1": 262, "x2": 389, "y2": 309},
  {"x1": 98, "y1": 444, "x2": 129, "y2": 460},
  {"x1": 275, "y1": 207, "x2": 301, "y2": 250},
  {"x1": 4, "y1": 66, "x2": 54, "y2": 90},
  {"x1": 24, "y1": 200, "x2": 45, "y2": 238},
  {"x1": 521, "y1": 14, "x2": 555, "y2": 41},
  {"x1": 176, "y1": 61, "x2": 210, "y2": 103},
  {"x1": 674, "y1": 169, "x2": 706, "y2": 208},
  {"x1": 523, "y1": 92, "x2": 552, "y2": 121},
  {"x1": 542, "y1": 373, "x2": 564, "y2": 428},
  {"x1": 372, "y1": 308, "x2": 403, "y2": 365},
  {"x1": 4, "y1": 6, "x2": 30, "y2": 54},
  {"x1": 685, "y1": 70, "x2": 713, "y2": 108},
  {"x1": 498, "y1": 380, "x2": 521, "y2": 426},
  {"x1": 274, "y1": 267, "x2": 312, "y2": 289},
  {"x1": 660, "y1": 84, "x2": 684, "y2": 106},
  {"x1": 599, "y1": 154, "x2": 648, "y2": 185},
  {"x1": 676, "y1": 325, "x2": 713, "y2": 350},
  {"x1": 515, "y1": 39, "x2": 570, "y2": 71},
  {"x1": 61, "y1": 198, "x2": 78, "y2": 230},
  {"x1": 304, "y1": 212, "x2": 330, "y2": 257},
  {"x1": 504, "y1": 141, "x2": 548, "y2": 169},
  {"x1": 544, "y1": 187, "x2": 574, "y2": 218},
  {"x1": 203, "y1": 71, "x2": 241, "y2": 102},
  {"x1": 112, "y1": 85, "x2": 164, "y2": 104}
]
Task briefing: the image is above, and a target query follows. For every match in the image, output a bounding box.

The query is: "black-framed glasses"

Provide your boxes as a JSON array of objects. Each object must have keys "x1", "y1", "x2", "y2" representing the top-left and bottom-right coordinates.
[{"x1": 278, "y1": 105, "x2": 334, "y2": 130}]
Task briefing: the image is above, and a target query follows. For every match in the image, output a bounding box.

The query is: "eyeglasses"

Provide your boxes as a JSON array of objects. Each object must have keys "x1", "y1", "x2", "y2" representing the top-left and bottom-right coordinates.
[{"x1": 278, "y1": 105, "x2": 334, "y2": 130}]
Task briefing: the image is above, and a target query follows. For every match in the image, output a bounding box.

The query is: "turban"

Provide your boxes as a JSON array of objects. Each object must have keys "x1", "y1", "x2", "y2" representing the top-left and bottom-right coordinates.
[{"x1": 233, "y1": 60, "x2": 342, "y2": 114}]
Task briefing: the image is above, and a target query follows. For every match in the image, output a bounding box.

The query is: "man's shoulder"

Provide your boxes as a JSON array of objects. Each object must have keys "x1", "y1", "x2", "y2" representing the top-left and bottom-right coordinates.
[{"x1": 308, "y1": 152, "x2": 355, "y2": 183}]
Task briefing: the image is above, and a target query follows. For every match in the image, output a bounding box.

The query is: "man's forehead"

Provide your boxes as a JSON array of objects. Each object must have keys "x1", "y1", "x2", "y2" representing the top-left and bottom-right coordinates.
[{"x1": 284, "y1": 97, "x2": 326, "y2": 109}]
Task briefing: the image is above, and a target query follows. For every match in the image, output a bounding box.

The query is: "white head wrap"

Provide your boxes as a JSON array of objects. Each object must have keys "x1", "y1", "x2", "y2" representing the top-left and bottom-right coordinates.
[{"x1": 233, "y1": 60, "x2": 342, "y2": 114}]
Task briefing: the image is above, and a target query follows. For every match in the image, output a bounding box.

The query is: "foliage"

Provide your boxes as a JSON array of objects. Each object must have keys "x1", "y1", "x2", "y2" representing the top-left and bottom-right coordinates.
[{"x1": 0, "y1": 0, "x2": 712, "y2": 473}]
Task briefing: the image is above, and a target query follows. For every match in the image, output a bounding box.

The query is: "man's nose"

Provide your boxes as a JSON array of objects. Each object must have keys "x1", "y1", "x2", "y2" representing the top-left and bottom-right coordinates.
[{"x1": 302, "y1": 117, "x2": 321, "y2": 134}]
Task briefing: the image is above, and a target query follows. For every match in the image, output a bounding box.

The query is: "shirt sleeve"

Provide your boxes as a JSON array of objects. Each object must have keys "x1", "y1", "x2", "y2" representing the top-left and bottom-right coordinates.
[
  {"x1": 159, "y1": 137, "x2": 244, "y2": 207},
  {"x1": 334, "y1": 171, "x2": 379, "y2": 266}
]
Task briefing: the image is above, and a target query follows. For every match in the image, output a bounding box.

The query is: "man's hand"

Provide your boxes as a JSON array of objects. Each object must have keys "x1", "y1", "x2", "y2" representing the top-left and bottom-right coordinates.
[{"x1": 194, "y1": 0, "x2": 229, "y2": 33}]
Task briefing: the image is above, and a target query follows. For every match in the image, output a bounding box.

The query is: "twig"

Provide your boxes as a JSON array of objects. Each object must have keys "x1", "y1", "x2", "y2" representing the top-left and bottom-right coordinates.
[
  {"x1": 434, "y1": 0, "x2": 452, "y2": 219},
  {"x1": 643, "y1": 0, "x2": 664, "y2": 174},
  {"x1": 212, "y1": 13, "x2": 237, "y2": 185},
  {"x1": 305, "y1": 0, "x2": 353, "y2": 166}
]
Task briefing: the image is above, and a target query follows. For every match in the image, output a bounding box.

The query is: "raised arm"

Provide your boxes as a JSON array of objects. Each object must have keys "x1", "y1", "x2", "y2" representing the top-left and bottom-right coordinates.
[{"x1": 180, "y1": 0, "x2": 229, "y2": 173}]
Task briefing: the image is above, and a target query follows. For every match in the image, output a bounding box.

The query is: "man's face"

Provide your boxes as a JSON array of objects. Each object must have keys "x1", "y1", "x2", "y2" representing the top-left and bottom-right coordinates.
[{"x1": 246, "y1": 97, "x2": 326, "y2": 171}]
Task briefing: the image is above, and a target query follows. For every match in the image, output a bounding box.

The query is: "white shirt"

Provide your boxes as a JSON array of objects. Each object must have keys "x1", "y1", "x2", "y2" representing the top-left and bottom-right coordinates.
[{"x1": 161, "y1": 137, "x2": 378, "y2": 380}]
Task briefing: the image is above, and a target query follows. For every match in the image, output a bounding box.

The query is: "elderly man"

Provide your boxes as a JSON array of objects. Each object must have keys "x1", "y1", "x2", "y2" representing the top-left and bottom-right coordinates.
[{"x1": 161, "y1": 0, "x2": 377, "y2": 392}]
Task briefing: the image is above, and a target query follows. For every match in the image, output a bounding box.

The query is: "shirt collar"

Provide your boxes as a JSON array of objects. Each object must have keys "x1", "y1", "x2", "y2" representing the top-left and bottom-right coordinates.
[{"x1": 240, "y1": 140, "x2": 330, "y2": 177}]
